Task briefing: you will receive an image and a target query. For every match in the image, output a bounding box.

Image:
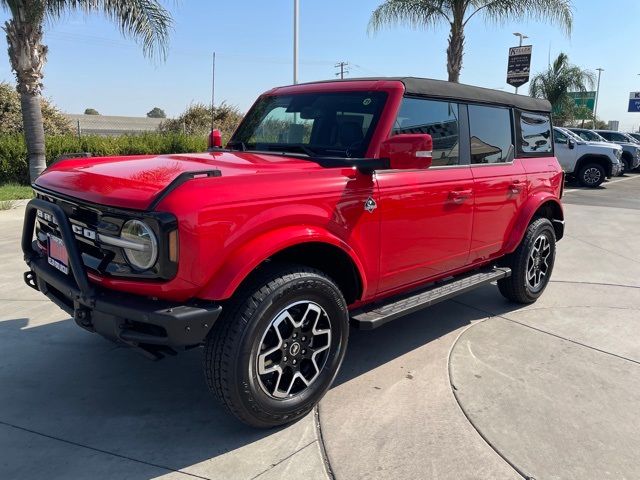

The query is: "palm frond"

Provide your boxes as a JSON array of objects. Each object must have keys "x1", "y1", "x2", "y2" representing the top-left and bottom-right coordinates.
[
  {"x1": 44, "y1": 0, "x2": 172, "y2": 60},
  {"x1": 470, "y1": 0, "x2": 572, "y2": 35},
  {"x1": 368, "y1": 0, "x2": 451, "y2": 34}
]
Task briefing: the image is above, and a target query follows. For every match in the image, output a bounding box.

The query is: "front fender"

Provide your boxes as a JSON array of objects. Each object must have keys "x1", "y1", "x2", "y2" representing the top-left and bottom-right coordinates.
[
  {"x1": 503, "y1": 193, "x2": 564, "y2": 254},
  {"x1": 196, "y1": 225, "x2": 368, "y2": 301}
]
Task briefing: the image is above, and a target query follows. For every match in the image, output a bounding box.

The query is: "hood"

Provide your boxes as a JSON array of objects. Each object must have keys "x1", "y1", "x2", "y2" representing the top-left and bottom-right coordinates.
[{"x1": 35, "y1": 151, "x2": 321, "y2": 210}]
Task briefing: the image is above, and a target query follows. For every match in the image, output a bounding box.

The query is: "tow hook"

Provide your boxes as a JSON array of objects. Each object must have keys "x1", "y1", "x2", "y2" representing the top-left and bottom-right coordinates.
[{"x1": 23, "y1": 271, "x2": 39, "y2": 291}]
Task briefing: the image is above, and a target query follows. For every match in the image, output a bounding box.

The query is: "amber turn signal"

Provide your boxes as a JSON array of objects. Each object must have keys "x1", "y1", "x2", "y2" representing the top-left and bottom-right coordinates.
[{"x1": 168, "y1": 229, "x2": 179, "y2": 263}]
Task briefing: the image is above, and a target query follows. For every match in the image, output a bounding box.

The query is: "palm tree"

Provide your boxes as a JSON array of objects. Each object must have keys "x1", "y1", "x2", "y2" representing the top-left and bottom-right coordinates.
[
  {"x1": 529, "y1": 52, "x2": 595, "y2": 122},
  {"x1": 2, "y1": 1, "x2": 172, "y2": 182},
  {"x1": 368, "y1": 0, "x2": 573, "y2": 83}
]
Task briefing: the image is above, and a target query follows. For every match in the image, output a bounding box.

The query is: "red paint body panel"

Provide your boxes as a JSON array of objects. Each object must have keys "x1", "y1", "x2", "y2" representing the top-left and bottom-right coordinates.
[{"x1": 33, "y1": 80, "x2": 563, "y2": 306}]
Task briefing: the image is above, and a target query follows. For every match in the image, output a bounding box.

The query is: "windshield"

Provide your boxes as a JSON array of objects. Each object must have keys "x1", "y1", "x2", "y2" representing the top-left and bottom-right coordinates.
[
  {"x1": 572, "y1": 129, "x2": 605, "y2": 142},
  {"x1": 229, "y1": 91, "x2": 387, "y2": 158}
]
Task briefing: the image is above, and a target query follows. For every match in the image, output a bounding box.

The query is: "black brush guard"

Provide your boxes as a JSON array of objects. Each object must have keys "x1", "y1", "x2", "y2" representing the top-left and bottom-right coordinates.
[{"x1": 22, "y1": 198, "x2": 222, "y2": 359}]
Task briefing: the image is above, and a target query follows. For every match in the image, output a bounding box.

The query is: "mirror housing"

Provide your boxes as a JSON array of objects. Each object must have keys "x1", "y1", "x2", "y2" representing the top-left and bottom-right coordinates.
[
  {"x1": 380, "y1": 134, "x2": 433, "y2": 170},
  {"x1": 568, "y1": 138, "x2": 576, "y2": 150}
]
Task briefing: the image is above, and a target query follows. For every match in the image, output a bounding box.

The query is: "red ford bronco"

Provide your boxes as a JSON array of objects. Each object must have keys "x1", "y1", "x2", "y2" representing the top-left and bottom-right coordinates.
[{"x1": 22, "y1": 78, "x2": 564, "y2": 427}]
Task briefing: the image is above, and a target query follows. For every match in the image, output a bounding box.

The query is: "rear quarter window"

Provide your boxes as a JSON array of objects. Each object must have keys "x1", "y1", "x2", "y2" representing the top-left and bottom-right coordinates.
[{"x1": 517, "y1": 111, "x2": 552, "y2": 156}]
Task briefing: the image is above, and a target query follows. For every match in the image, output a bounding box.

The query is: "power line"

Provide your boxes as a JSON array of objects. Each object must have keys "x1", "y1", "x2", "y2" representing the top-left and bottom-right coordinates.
[{"x1": 334, "y1": 61, "x2": 350, "y2": 80}]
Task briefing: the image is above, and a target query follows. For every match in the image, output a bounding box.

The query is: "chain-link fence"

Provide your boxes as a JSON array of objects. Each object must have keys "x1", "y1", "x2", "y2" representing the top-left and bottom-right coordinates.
[{"x1": 64, "y1": 114, "x2": 165, "y2": 137}]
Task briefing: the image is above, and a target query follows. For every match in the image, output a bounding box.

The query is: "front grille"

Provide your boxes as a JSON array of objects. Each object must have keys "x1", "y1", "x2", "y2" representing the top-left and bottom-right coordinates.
[{"x1": 33, "y1": 188, "x2": 178, "y2": 281}]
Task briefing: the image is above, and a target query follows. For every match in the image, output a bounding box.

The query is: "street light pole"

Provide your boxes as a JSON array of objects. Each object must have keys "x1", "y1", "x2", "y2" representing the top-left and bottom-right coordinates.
[
  {"x1": 512, "y1": 32, "x2": 529, "y2": 94},
  {"x1": 593, "y1": 68, "x2": 604, "y2": 128},
  {"x1": 293, "y1": 0, "x2": 299, "y2": 85}
]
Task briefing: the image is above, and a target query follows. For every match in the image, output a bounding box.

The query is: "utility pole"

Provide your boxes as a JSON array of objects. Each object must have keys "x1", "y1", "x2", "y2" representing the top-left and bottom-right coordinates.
[
  {"x1": 593, "y1": 68, "x2": 604, "y2": 129},
  {"x1": 335, "y1": 61, "x2": 349, "y2": 80},
  {"x1": 512, "y1": 32, "x2": 528, "y2": 94},
  {"x1": 293, "y1": 0, "x2": 299, "y2": 84}
]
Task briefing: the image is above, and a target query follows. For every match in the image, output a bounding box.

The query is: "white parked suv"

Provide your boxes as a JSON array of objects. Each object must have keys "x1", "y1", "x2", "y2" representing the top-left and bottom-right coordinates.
[{"x1": 553, "y1": 127, "x2": 623, "y2": 187}]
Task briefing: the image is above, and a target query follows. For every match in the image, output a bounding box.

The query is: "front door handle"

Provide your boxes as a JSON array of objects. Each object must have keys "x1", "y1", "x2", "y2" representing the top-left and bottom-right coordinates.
[
  {"x1": 509, "y1": 180, "x2": 523, "y2": 195},
  {"x1": 449, "y1": 189, "x2": 473, "y2": 204}
]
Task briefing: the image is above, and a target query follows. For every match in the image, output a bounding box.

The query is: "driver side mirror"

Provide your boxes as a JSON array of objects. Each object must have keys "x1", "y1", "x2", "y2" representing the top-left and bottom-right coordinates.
[
  {"x1": 380, "y1": 134, "x2": 433, "y2": 170},
  {"x1": 568, "y1": 138, "x2": 576, "y2": 150}
]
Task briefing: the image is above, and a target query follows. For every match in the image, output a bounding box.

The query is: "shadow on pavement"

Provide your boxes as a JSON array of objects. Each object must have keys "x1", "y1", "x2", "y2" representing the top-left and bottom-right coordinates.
[
  {"x1": 0, "y1": 284, "x2": 526, "y2": 478},
  {"x1": 0, "y1": 317, "x2": 292, "y2": 479}
]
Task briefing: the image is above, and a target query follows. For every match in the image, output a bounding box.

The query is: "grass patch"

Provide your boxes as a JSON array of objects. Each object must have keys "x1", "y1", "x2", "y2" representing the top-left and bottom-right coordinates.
[{"x1": 0, "y1": 182, "x2": 33, "y2": 201}]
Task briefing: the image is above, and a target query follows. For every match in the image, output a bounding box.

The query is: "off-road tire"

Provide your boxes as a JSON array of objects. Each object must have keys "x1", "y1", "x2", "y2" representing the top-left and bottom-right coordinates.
[
  {"x1": 578, "y1": 163, "x2": 605, "y2": 188},
  {"x1": 498, "y1": 217, "x2": 556, "y2": 304},
  {"x1": 203, "y1": 263, "x2": 349, "y2": 428}
]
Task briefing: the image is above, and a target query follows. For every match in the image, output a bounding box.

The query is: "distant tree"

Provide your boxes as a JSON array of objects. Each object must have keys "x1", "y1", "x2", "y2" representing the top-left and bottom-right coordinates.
[
  {"x1": 529, "y1": 53, "x2": 595, "y2": 124},
  {"x1": 1, "y1": 0, "x2": 173, "y2": 182},
  {"x1": 159, "y1": 102, "x2": 243, "y2": 141},
  {"x1": 368, "y1": 0, "x2": 573, "y2": 83},
  {"x1": 84, "y1": 108, "x2": 100, "y2": 115},
  {"x1": 147, "y1": 107, "x2": 166, "y2": 118},
  {"x1": 0, "y1": 82, "x2": 72, "y2": 135}
]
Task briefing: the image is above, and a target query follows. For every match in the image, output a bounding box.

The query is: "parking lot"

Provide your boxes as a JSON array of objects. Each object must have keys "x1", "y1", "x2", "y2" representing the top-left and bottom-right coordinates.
[{"x1": 1, "y1": 173, "x2": 639, "y2": 480}]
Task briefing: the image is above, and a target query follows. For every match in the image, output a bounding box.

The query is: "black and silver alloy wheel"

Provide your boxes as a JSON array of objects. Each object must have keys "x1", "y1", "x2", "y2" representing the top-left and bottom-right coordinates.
[
  {"x1": 257, "y1": 301, "x2": 331, "y2": 399},
  {"x1": 578, "y1": 163, "x2": 605, "y2": 188},
  {"x1": 204, "y1": 263, "x2": 349, "y2": 428},
  {"x1": 526, "y1": 234, "x2": 551, "y2": 293},
  {"x1": 498, "y1": 217, "x2": 556, "y2": 304},
  {"x1": 583, "y1": 167, "x2": 602, "y2": 186}
]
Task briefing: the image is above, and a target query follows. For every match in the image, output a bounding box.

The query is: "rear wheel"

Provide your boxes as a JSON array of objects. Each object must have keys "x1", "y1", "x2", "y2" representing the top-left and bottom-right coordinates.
[
  {"x1": 203, "y1": 263, "x2": 349, "y2": 428},
  {"x1": 498, "y1": 217, "x2": 556, "y2": 304},
  {"x1": 578, "y1": 163, "x2": 605, "y2": 188}
]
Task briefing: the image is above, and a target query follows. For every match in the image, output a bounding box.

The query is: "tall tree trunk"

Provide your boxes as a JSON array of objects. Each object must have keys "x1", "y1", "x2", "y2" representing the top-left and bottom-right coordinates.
[
  {"x1": 3, "y1": 3, "x2": 48, "y2": 182},
  {"x1": 446, "y1": 18, "x2": 464, "y2": 83}
]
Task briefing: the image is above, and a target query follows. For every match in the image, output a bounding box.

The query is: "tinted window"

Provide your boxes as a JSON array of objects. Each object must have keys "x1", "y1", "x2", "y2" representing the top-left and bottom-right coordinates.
[
  {"x1": 393, "y1": 97, "x2": 460, "y2": 166},
  {"x1": 554, "y1": 129, "x2": 568, "y2": 143},
  {"x1": 518, "y1": 111, "x2": 552, "y2": 154},
  {"x1": 600, "y1": 131, "x2": 627, "y2": 142},
  {"x1": 468, "y1": 105, "x2": 513, "y2": 164}
]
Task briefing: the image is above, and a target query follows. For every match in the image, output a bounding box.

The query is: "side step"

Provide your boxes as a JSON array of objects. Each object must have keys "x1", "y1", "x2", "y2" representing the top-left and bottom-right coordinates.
[{"x1": 350, "y1": 267, "x2": 511, "y2": 330}]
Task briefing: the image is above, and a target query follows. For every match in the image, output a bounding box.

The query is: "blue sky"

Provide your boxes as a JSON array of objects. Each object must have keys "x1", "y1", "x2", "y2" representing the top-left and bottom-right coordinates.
[{"x1": 1, "y1": 0, "x2": 639, "y2": 130}]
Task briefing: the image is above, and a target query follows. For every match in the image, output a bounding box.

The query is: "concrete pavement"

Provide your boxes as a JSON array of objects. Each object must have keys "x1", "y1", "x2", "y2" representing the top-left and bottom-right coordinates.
[{"x1": 1, "y1": 174, "x2": 639, "y2": 479}]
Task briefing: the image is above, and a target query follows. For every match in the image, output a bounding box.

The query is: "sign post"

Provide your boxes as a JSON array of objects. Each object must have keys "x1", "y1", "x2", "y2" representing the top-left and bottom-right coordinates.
[
  {"x1": 506, "y1": 45, "x2": 532, "y2": 93},
  {"x1": 628, "y1": 92, "x2": 640, "y2": 112}
]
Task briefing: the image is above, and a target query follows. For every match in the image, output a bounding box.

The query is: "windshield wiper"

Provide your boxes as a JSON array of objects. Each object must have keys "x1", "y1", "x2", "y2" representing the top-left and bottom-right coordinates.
[
  {"x1": 260, "y1": 144, "x2": 319, "y2": 157},
  {"x1": 227, "y1": 140, "x2": 247, "y2": 151}
]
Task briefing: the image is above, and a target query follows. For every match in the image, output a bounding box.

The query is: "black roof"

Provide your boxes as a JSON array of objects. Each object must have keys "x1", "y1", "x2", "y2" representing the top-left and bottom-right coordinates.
[{"x1": 297, "y1": 77, "x2": 551, "y2": 113}]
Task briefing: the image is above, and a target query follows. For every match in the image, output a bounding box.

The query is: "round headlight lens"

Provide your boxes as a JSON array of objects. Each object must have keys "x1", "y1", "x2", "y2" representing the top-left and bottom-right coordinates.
[{"x1": 120, "y1": 220, "x2": 158, "y2": 271}]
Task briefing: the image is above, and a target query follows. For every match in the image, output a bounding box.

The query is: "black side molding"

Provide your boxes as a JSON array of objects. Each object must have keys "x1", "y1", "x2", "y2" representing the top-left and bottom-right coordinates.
[{"x1": 147, "y1": 169, "x2": 222, "y2": 211}]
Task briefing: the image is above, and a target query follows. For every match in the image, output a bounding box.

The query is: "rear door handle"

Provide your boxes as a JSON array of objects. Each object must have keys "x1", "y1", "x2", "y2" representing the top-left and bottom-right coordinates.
[{"x1": 449, "y1": 189, "x2": 473, "y2": 204}]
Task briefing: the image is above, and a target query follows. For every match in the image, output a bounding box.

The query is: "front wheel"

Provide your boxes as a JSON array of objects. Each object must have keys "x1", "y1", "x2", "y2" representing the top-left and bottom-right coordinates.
[
  {"x1": 203, "y1": 263, "x2": 349, "y2": 428},
  {"x1": 498, "y1": 217, "x2": 556, "y2": 304},
  {"x1": 578, "y1": 163, "x2": 605, "y2": 188}
]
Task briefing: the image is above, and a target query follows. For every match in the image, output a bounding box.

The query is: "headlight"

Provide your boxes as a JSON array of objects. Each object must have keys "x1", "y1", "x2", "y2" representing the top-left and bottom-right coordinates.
[
  {"x1": 615, "y1": 149, "x2": 622, "y2": 159},
  {"x1": 120, "y1": 220, "x2": 158, "y2": 270}
]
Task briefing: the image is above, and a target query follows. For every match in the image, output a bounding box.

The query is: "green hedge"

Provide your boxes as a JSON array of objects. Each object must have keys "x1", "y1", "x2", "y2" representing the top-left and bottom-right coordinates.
[{"x1": 0, "y1": 133, "x2": 208, "y2": 185}]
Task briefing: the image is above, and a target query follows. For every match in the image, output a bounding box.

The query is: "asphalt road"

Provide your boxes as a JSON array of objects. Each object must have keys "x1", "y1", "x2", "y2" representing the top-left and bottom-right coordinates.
[{"x1": 1, "y1": 173, "x2": 639, "y2": 479}]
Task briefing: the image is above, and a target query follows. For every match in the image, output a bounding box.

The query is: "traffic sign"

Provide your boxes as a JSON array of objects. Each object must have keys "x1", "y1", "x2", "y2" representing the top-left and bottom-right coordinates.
[
  {"x1": 628, "y1": 92, "x2": 640, "y2": 112},
  {"x1": 506, "y1": 45, "x2": 532, "y2": 88}
]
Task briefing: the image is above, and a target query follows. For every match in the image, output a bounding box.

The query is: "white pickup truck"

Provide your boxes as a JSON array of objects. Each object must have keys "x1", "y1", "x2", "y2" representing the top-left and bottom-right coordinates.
[{"x1": 553, "y1": 127, "x2": 623, "y2": 187}]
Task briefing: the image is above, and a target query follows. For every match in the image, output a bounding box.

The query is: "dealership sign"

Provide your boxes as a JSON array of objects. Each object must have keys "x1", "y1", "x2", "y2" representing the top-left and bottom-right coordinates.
[
  {"x1": 628, "y1": 92, "x2": 640, "y2": 112},
  {"x1": 506, "y1": 45, "x2": 532, "y2": 88}
]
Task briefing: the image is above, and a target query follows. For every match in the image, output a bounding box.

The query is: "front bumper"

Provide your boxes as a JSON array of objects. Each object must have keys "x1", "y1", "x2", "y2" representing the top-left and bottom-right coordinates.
[
  {"x1": 611, "y1": 162, "x2": 623, "y2": 177},
  {"x1": 22, "y1": 198, "x2": 221, "y2": 358}
]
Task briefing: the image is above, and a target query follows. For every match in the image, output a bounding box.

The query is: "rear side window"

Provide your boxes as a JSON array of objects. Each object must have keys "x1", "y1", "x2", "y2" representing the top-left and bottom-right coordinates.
[
  {"x1": 516, "y1": 111, "x2": 552, "y2": 155},
  {"x1": 468, "y1": 105, "x2": 513, "y2": 164},
  {"x1": 393, "y1": 97, "x2": 460, "y2": 166}
]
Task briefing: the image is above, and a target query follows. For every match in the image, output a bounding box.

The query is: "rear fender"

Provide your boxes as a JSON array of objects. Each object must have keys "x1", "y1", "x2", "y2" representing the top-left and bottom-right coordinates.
[
  {"x1": 503, "y1": 193, "x2": 564, "y2": 254},
  {"x1": 196, "y1": 226, "x2": 368, "y2": 301}
]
